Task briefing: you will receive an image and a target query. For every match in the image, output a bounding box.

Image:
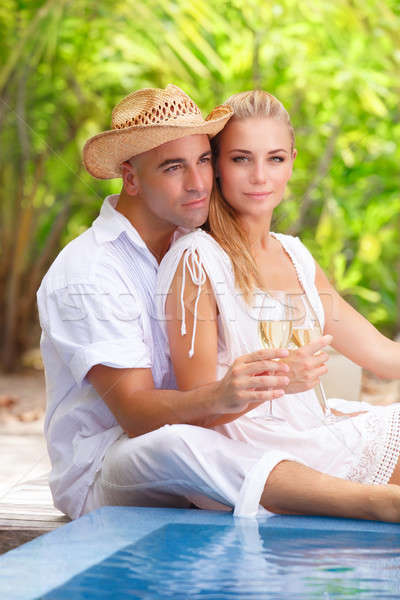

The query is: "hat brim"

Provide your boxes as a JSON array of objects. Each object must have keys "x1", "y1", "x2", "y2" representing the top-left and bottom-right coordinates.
[{"x1": 83, "y1": 111, "x2": 231, "y2": 179}]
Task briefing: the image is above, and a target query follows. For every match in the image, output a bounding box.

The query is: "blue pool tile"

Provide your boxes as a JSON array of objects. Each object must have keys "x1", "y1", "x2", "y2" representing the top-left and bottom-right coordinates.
[
  {"x1": 41, "y1": 521, "x2": 400, "y2": 599},
  {"x1": 1, "y1": 507, "x2": 400, "y2": 600}
]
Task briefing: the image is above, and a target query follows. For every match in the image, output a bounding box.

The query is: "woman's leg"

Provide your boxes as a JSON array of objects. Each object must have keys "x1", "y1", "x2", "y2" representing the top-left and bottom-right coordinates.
[{"x1": 262, "y1": 460, "x2": 400, "y2": 522}]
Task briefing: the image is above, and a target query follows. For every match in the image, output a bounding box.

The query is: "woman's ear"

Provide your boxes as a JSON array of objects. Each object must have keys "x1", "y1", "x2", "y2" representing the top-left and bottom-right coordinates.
[
  {"x1": 121, "y1": 161, "x2": 140, "y2": 196},
  {"x1": 292, "y1": 148, "x2": 297, "y2": 161}
]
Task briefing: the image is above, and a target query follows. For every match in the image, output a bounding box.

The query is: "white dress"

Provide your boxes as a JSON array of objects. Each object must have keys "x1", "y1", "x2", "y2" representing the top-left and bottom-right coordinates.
[{"x1": 157, "y1": 229, "x2": 400, "y2": 487}]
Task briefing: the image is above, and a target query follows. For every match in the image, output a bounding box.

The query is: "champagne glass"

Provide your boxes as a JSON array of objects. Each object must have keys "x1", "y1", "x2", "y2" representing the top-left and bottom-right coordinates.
[
  {"x1": 291, "y1": 326, "x2": 333, "y2": 419},
  {"x1": 258, "y1": 291, "x2": 292, "y2": 421},
  {"x1": 289, "y1": 293, "x2": 335, "y2": 421}
]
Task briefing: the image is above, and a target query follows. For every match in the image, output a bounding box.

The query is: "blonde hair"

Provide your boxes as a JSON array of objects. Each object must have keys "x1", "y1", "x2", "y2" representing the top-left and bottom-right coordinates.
[{"x1": 207, "y1": 90, "x2": 295, "y2": 302}]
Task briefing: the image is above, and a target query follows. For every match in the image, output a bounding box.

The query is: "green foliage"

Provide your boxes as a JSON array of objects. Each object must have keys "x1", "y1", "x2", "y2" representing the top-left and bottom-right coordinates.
[{"x1": 0, "y1": 0, "x2": 399, "y2": 368}]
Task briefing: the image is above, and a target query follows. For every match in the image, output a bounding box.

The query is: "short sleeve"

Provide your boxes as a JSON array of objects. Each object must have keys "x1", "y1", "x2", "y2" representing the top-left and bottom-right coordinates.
[{"x1": 41, "y1": 281, "x2": 152, "y2": 387}]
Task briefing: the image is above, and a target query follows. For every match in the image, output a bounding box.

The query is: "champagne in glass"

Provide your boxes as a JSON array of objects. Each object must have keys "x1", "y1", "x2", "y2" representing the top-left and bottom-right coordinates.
[
  {"x1": 260, "y1": 321, "x2": 293, "y2": 351},
  {"x1": 291, "y1": 325, "x2": 333, "y2": 418},
  {"x1": 258, "y1": 292, "x2": 293, "y2": 420}
]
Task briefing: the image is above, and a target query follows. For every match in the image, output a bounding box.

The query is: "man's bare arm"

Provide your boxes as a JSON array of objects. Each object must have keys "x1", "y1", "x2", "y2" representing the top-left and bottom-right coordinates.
[{"x1": 87, "y1": 349, "x2": 290, "y2": 437}]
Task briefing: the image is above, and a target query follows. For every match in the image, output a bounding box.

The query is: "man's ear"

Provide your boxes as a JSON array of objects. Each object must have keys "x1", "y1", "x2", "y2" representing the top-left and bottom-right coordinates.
[{"x1": 121, "y1": 160, "x2": 140, "y2": 196}]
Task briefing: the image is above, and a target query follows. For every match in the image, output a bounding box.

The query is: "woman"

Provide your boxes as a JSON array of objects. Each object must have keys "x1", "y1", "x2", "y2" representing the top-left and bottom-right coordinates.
[{"x1": 157, "y1": 90, "x2": 400, "y2": 514}]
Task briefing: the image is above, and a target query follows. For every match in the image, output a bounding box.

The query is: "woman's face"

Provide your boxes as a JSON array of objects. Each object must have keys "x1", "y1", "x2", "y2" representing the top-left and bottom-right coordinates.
[{"x1": 216, "y1": 117, "x2": 296, "y2": 219}]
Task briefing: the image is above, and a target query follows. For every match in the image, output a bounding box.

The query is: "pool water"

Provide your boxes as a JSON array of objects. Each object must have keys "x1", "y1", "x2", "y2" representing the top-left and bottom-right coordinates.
[{"x1": 41, "y1": 519, "x2": 400, "y2": 599}]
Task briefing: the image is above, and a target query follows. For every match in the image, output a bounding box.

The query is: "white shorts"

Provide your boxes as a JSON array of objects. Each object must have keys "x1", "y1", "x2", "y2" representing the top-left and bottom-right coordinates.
[{"x1": 82, "y1": 424, "x2": 297, "y2": 518}]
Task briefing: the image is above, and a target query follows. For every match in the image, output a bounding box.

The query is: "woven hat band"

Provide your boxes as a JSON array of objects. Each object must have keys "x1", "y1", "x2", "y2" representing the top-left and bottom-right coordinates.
[{"x1": 112, "y1": 85, "x2": 202, "y2": 130}]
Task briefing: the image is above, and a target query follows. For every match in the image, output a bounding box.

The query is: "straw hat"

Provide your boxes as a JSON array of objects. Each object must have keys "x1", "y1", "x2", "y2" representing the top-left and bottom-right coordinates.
[{"x1": 83, "y1": 84, "x2": 233, "y2": 179}]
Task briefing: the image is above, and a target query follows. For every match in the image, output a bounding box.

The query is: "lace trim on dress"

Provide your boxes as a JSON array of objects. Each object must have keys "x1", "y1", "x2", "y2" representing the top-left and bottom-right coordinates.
[
  {"x1": 372, "y1": 407, "x2": 400, "y2": 485},
  {"x1": 346, "y1": 406, "x2": 400, "y2": 485},
  {"x1": 270, "y1": 233, "x2": 324, "y2": 331},
  {"x1": 270, "y1": 233, "x2": 309, "y2": 295}
]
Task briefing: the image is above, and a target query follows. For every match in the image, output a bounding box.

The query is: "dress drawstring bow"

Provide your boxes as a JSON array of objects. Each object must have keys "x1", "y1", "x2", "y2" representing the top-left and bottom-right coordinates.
[{"x1": 180, "y1": 248, "x2": 206, "y2": 358}]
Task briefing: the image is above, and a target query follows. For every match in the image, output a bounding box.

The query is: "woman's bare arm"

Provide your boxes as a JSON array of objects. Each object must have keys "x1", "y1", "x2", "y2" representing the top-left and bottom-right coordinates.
[
  {"x1": 315, "y1": 262, "x2": 400, "y2": 379},
  {"x1": 165, "y1": 253, "x2": 219, "y2": 390}
]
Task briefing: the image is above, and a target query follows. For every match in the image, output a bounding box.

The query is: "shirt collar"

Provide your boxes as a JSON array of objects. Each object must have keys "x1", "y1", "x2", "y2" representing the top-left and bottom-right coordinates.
[
  {"x1": 92, "y1": 194, "x2": 148, "y2": 249},
  {"x1": 92, "y1": 194, "x2": 194, "y2": 259}
]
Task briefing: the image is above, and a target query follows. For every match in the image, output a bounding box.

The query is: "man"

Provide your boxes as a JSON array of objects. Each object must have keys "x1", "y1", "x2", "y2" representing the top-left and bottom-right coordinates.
[{"x1": 37, "y1": 85, "x2": 396, "y2": 523}]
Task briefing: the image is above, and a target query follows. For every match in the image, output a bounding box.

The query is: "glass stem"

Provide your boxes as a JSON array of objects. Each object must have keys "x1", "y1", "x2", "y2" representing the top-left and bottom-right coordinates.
[{"x1": 315, "y1": 381, "x2": 331, "y2": 416}]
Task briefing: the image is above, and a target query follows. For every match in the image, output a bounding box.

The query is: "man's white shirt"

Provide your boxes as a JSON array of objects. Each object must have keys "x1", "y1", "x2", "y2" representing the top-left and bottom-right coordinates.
[{"x1": 37, "y1": 195, "x2": 175, "y2": 518}]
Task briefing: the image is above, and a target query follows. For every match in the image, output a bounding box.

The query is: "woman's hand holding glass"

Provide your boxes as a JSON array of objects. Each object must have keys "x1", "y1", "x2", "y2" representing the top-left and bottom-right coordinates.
[
  {"x1": 257, "y1": 291, "x2": 333, "y2": 420},
  {"x1": 282, "y1": 334, "x2": 332, "y2": 395},
  {"x1": 288, "y1": 293, "x2": 335, "y2": 419}
]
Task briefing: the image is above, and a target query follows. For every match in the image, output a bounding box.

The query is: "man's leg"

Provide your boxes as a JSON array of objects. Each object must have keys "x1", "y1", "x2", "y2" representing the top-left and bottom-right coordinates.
[
  {"x1": 84, "y1": 424, "x2": 279, "y2": 515},
  {"x1": 263, "y1": 460, "x2": 400, "y2": 523}
]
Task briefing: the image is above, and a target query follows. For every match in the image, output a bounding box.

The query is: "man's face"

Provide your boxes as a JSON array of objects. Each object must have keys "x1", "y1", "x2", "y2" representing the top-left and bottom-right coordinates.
[{"x1": 130, "y1": 134, "x2": 213, "y2": 229}]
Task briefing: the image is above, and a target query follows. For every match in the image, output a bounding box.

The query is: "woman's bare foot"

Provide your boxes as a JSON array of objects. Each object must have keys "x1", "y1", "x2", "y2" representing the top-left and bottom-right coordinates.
[{"x1": 368, "y1": 484, "x2": 400, "y2": 523}]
